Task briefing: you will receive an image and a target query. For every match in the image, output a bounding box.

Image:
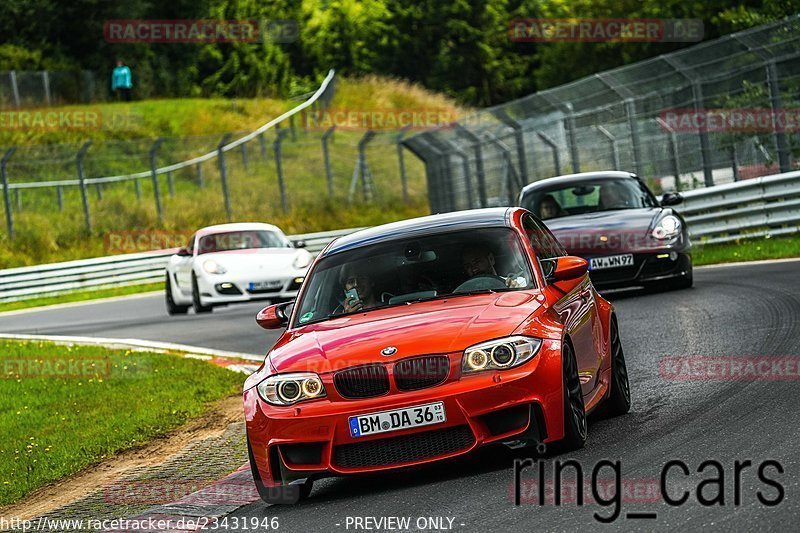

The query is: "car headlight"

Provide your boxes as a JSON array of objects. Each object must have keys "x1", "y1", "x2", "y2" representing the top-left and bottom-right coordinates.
[
  {"x1": 293, "y1": 250, "x2": 312, "y2": 270},
  {"x1": 462, "y1": 336, "x2": 542, "y2": 374},
  {"x1": 256, "y1": 372, "x2": 326, "y2": 406},
  {"x1": 652, "y1": 215, "x2": 682, "y2": 240},
  {"x1": 202, "y1": 259, "x2": 227, "y2": 274}
]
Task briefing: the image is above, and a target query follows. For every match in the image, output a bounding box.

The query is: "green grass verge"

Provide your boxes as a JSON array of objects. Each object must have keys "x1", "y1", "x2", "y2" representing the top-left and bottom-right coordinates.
[
  {"x1": 0, "y1": 282, "x2": 164, "y2": 314},
  {"x1": 0, "y1": 340, "x2": 243, "y2": 506},
  {"x1": 692, "y1": 233, "x2": 800, "y2": 266}
]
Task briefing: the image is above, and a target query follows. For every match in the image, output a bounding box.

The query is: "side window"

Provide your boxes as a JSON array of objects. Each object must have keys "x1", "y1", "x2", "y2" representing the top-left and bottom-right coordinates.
[
  {"x1": 187, "y1": 235, "x2": 195, "y2": 254},
  {"x1": 523, "y1": 214, "x2": 565, "y2": 281}
]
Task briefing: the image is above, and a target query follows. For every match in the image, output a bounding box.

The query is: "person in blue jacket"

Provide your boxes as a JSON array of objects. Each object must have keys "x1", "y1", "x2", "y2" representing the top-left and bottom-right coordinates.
[{"x1": 111, "y1": 59, "x2": 132, "y2": 101}]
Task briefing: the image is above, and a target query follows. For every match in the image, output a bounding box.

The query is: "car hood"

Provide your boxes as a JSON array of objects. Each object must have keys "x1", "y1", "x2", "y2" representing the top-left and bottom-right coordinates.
[
  {"x1": 544, "y1": 207, "x2": 664, "y2": 255},
  {"x1": 267, "y1": 291, "x2": 545, "y2": 375},
  {"x1": 198, "y1": 248, "x2": 306, "y2": 274}
]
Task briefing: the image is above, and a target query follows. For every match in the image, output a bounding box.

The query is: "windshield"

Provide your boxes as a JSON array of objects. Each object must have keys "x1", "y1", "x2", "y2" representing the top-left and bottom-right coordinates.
[
  {"x1": 292, "y1": 228, "x2": 535, "y2": 327},
  {"x1": 521, "y1": 177, "x2": 658, "y2": 220},
  {"x1": 197, "y1": 230, "x2": 288, "y2": 254}
]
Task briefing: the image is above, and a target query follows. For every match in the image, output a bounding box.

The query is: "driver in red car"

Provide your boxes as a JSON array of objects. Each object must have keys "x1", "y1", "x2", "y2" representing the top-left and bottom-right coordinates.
[{"x1": 461, "y1": 245, "x2": 524, "y2": 288}]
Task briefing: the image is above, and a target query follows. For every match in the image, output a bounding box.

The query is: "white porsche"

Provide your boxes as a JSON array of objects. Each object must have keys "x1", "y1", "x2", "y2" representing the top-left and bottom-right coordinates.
[{"x1": 165, "y1": 222, "x2": 312, "y2": 315}]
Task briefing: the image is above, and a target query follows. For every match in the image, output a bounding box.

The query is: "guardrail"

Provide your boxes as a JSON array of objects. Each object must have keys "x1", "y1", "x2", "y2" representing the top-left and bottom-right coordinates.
[
  {"x1": 676, "y1": 170, "x2": 800, "y2": 244},
  {"x1": 3, "y1": 170, "x2": 799, "y2": 302},
  {"x1": 0, "y1": 227, "x2": 361, "y2": 302}
]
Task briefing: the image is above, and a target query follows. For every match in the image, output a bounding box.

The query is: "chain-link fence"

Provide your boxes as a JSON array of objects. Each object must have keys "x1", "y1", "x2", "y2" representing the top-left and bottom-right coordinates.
[
  {"x1": 0, "y1": 70, "x2": 425, "y2": 243},
  {"x1": 403, "y1": 15, "x2": 800, "y2": 213},
  {"x1": 0, "y1": 71, "x2": 102, "y2": 108}
]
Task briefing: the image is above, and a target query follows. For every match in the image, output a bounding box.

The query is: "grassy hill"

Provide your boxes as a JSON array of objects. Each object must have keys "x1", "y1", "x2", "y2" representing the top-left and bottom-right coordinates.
[{"x1": 0, "y1": 77, "x2": 465, "y2": 268}]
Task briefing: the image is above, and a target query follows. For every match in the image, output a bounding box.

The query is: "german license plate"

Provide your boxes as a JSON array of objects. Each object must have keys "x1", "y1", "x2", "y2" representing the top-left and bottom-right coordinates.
[
  {"x1": 589, "y1": 254, "x2": 634, "y2": 270},
  {"x1": 349, "y1": 401, "x2": 446, "y2": 438},
  {"x1": 249, "y1": 280, "x2": 282, "y2": 290}
]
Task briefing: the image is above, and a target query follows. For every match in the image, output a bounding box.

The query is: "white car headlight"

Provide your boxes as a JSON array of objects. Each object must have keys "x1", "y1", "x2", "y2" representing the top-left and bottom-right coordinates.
[
  {"x1": 256, "y1": 372, "x2": 326, "y2": 406},
  {"x1": 293, "y1": 250, "x2": 312, "y2": 270},
  {"x1": 202, "y1": 259, "x2": 227, "y2": 274},
  {"x1": 462, "y1": 336, "x2": 542, "y2": 374},
  {"x1": 652, "y1": 215, "x2": 682, "y2": 240}
]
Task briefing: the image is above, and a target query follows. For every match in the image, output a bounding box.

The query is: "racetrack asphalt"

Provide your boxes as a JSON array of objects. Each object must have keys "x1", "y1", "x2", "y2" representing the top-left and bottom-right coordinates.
[{"x1": 2, "y1": 259, "x2": 799, "y2": 532}]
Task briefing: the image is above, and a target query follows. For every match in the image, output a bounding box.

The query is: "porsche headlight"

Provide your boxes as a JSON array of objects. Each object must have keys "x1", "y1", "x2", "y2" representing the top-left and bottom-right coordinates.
[
  {"x1": 462, "y1": 336, "x2": 542, "y2": 374},
  {"x1": 293, "y1": 250, "x2": 312, "y2": 270},
  {"x1": 202, "y1": 259, "x2": 227, "y2": 274},
  {"x1": 652, "y1": 215, "x2": 682, "y2": 240},
  {"x1": 256, "y1": 372, "x2": 326, "y2": 406}
]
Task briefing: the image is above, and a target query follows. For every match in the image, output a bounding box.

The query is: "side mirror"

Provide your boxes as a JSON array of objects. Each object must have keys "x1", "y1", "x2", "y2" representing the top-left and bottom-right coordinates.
[
  {"x1": 176, "y1": 247, "x2": 192, "y2": 257},
  {"x1": 256, "y1": 301, "x2": 294, "y2": 330},
  {"x1": 293, "y1": 240, "x2": 307, "y2": 249},
  {"x1": 549, "y1": 256, "x2": 589, "y2": 282},
  {"x1": 660, "y1": 192, "x2": 683, "y2": 206}
]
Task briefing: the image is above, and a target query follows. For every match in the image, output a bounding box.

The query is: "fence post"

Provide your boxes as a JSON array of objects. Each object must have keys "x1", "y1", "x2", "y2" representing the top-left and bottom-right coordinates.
[
  {"x1": 15, "y1": 190, "x2": 21, "y2": 211},
  {"x1": 57, "y1": 186, "x2": 64, "y2": 210},
  {"x1": 42, "y1": 71, "x2": 52, "y2": 106},
  {"x1": 196, "y1": 162, "x2": 204, "y2": 188},
  {"x1": 690, "y1": 84, "x2": 714, "y2": 187},
  {"x1": 624, "y1": 98, "x2": 645, "y2": 179},
  {"x1": 349, "y1": 131, "x2": 376, "y2": 203},
  {"x1": 396, "y1": 125, "x2": 411, "y2": 202},
  {"x1": 493, "y1": 110, "x2": 532, "y2": 185},
  {"x1": 446, "y1": 141, "x2": 474, "y2": 208},
  {"x1": 76, "y1": 141, "x2": 93, "y2": 232},
  {"x1": 321, "y1": 126, "x2": 336, "y2": 198},
  {"x1": 241, "y1": 142, "x2": 249, "y2": 172},
  {"x1": 730, "y1": 145, "x2": 740, "y2": 182},
  {"x1": 563, "y1": 102, "x2": 580, "y2": 173},
  {"x1": 259, "y1": 132, "x2": 268, "y2": 160},
  {"x1": 454, "y1": 125, "x2": 488, "y2": 207},
  {"x1": 595, "y1": 126, "x2": 620, "y2": 171},
  {"x1": 655, "y1": 118, "x2": 681, "y2": 191},
  {"x1": 9, "y1": 71, "x2": 20, "y2": 108},
  {"x1": 1, "y1": 147, "x2": 15, "y2": 238},
  {"x1": 217, "y1": 133, "x2": 233, "y2": 221},
  {"x1": 289, "y1": 115, "x2": 297, "y2": 141},
  {"x1": 536, "y1": 131, "x2": 561, "y2": 176},
  {"x1": 149, "y1": 138, "x2": 165, "y2": 222},
  {"x1": 766, "y1": 61, "x2": 792, "y2": 173},
  {"x1": 133, "y1": 178, "x2": 141, "y2": 200},
  {"x1": 166, "y1": 171, "x2": 175, "y2": 197},
  {"x1": 274, "y1": 129, "x2": 290, "y2": 211}
]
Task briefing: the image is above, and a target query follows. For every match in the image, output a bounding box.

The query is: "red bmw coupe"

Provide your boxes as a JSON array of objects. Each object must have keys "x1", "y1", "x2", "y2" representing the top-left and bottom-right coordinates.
[{"x1": 244, "y1": 207, "x2": 631, "y2": 504}]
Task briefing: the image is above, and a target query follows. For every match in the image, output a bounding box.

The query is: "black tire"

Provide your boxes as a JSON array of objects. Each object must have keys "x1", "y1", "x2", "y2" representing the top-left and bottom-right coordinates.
[
  {"x1": 247, "y1": 440, "x2": 312, "y2": 505},
  {"x1": 554, "y1": 341, "x2": 587, "y2": 452},
  {"x1": 604, "y1": 316, "x2": 631, "y2": 417},
  {"x1": 165, "y1": 275, "x2": 190, "y2": 315},
  {"x1": 191, "y1": 273, "x2": 213, "y2": 314}
]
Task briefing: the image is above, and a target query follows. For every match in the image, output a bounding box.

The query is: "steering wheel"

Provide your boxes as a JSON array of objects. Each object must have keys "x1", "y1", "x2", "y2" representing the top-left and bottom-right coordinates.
[{"x1": 453, "y1": 275, "x2": 508, "y2": 294}]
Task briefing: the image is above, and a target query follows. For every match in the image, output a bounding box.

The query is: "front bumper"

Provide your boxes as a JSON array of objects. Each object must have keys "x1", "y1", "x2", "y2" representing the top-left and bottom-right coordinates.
[
  {"x1": 245, "y1": 339, "x2": 565, "y2": 490},
  {"x1": 197, "y1": 272, "x2": 306, "y2": 304},
  {"x1": 587, "y1": 251, "x2": 691, "y2": 289}
]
